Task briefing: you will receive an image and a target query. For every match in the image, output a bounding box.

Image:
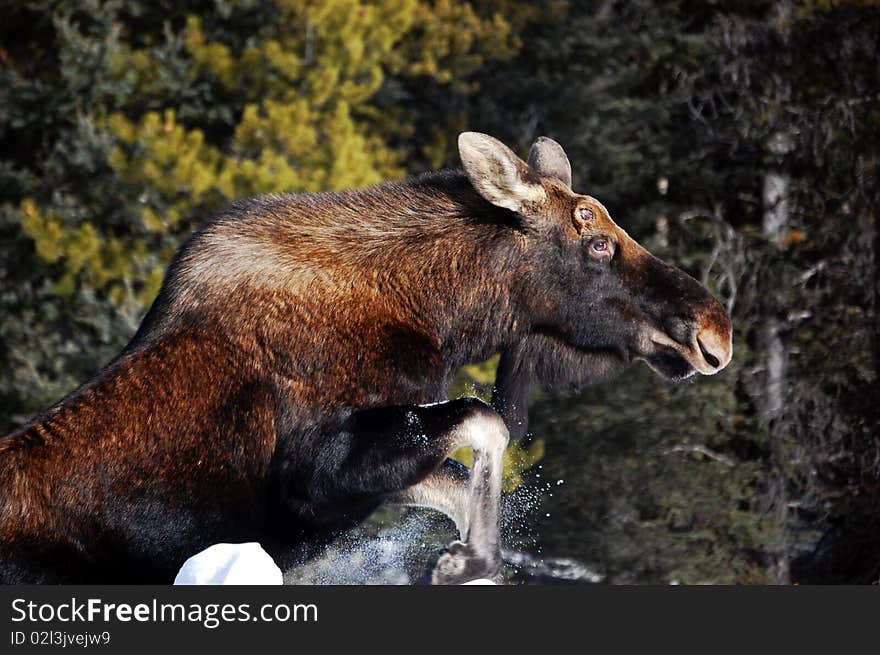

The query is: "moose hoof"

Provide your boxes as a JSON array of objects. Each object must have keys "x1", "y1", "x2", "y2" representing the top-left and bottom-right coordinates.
[{"x1": 429, "y1": 541, "x2": 502, "y2": 585}]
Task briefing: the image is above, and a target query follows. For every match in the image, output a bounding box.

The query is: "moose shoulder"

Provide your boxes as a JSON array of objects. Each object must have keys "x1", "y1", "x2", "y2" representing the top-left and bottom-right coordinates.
[{"x1": 0, "y1": 132, "x2": 732, "y2": 583}]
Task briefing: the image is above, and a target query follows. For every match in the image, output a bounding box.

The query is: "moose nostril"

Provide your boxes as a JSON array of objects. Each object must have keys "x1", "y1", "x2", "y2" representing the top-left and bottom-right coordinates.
[{"x1": 697, "y1": 337, "x2": 721, "y2": 369}]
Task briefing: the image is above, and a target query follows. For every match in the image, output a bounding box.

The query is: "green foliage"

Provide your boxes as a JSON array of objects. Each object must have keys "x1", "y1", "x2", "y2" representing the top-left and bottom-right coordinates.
[
  {"x1": 448, "y1": 354, "x2": 499, "y2": 401},
  {"x1": 1, "y1": 0, "x2": 877, "y2": 583},
  {"x1": 527, "y1": 362, "x2": 801, "y2": 584}
]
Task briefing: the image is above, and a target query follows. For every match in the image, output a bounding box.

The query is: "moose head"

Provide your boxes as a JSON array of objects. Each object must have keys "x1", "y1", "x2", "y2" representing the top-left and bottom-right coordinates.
[{"x1": 458, "y1": 132, "x2": 732, "y2": 411}]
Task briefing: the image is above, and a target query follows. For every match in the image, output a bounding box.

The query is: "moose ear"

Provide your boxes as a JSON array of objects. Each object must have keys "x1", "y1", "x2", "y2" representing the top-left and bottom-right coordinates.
[
  {"x1": 458, "y1": 132, "x2": 545, "y2": 212},
  {"x1": 527, "y1": 136, "x2": 572, "y2": 188}
]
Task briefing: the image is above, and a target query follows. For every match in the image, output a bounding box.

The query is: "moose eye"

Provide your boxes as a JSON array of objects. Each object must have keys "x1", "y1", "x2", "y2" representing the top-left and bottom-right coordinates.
[{"x1": 589, "y1": 238, "x2": 614, "y2": 260}]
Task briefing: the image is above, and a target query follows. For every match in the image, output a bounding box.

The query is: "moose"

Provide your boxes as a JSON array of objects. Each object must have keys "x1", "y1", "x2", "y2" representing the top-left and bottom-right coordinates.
[{"x1": 0, "y1": 133, "x2": 731, "y2": 584}]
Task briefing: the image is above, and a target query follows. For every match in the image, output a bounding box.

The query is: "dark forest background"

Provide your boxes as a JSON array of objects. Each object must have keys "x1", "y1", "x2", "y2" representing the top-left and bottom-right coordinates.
[{"x1": 1, "y1": 0, "x2": 878, "y2": 584}]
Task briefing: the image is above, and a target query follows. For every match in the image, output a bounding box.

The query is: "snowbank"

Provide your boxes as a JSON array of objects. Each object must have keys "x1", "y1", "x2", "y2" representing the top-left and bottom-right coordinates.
[
  {"x1": 174, "y1": 541, "x2": 497, "y2": 585},
  {"x1": 174, "y1": 542, "x2": 283, "y2": 585}
]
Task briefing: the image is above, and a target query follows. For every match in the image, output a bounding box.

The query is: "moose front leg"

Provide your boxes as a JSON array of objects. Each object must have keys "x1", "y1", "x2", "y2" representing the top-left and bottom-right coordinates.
[
  {"x1": 389, "y1": 459, "x2": 472, "y2": 538},
  {"x1": 330, "y1": 397, "x2": 509, "y2": 584},
  {"x1": 391, "y1": 424, "x2": 509, "y2": 584}
]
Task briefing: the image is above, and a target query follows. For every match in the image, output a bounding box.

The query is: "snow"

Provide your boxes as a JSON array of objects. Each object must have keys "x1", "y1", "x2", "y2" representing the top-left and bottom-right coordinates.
[
  {"x1": 174, "y1": 539, "x2": 499, "y2": 585},
  {"x1": 174, "y1": 542, "x2": 283, "y2": 585}
]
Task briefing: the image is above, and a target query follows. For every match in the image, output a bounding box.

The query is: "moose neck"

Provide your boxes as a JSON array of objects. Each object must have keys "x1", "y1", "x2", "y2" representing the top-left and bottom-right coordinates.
[
  {"x1": 430, "y1": 235, "x2": 528, "y2": 371},
  {"x1": 383, "y1": 172, "x2": 533, "y2": 371}
]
